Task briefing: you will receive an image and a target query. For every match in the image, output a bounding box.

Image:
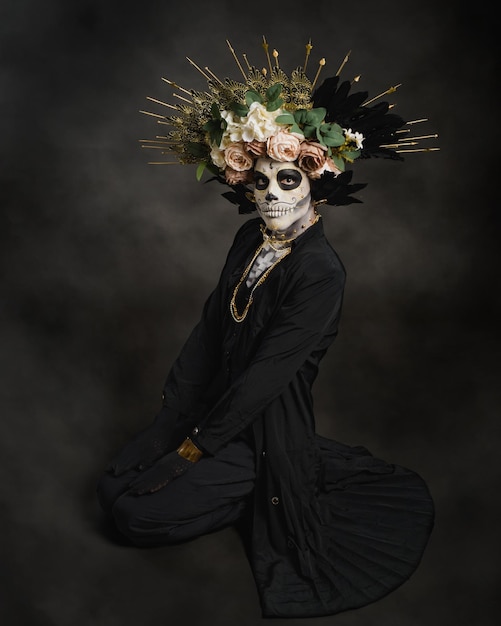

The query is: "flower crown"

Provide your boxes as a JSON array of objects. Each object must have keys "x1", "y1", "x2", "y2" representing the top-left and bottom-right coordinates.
[{"x1": 141, "y1": 37, "x2": 439, "y2": 212}]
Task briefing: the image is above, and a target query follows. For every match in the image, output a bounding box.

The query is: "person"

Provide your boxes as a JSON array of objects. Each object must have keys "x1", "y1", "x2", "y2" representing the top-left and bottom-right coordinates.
[{"x1": 97, "y1": 38, "x2": 436, "y2": 618}]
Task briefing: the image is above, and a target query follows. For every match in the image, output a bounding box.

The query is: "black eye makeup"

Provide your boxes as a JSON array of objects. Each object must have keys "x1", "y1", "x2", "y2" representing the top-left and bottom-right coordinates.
[
  {"x1": 277, "y1": 169, "x2": 302, "y2": 190},
  {"x1": 254, "y1": 172, "x2": 269, "y2": 190},
  {"x1": 254, "y1": 168, "x2": 303, "y2": 191}
]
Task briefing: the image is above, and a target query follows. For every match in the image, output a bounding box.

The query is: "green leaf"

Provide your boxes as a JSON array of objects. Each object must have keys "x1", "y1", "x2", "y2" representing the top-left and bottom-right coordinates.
[
  {"x1": 275, "y1": 113, "x2": 303, "y2": 136},
  {"x1": 321, "y1": 134, "x2": 345, "y2": 147},
  {"x1": 332, "y1": 154, "x2": 345, "y2": 172},
  {"x1": 306, "y1": 107, "x2": 327, "y2": 126},
  {"x1": 196, "y1": 162, "x2": 207, "y2": 181},
  {"x1": 230, "y1": 101, "x2": 249, "y2": 117},
  {"x1": 275, "y1": 113, "x2": 295, "y2": 125},
  {"x1": 319, "y1": 123, "x2": 344, "y2": 147},
  {"x1": 266, "y1": 98, "x2": 283, "y2": 112},
  {"x1": 324, "y1": 122, "x2": 343, "y2": 135},
  {"x1": 245, "y1": 90, "x2": 262, "y2": 106},
  {"x1": 315, "y1": 127, "x2": 326, "y2": 146},
  {"x1": 210, "y1": 102, "x2": 221, "y2": 119},
  {"x1": 303, "y1": 124, "x2": 318, "y2": 139},
  {"x1": 289, "y1": 123, "x2": 303, "y2": 135},
  {"x1": 342, "y1": 149, "x2": 361, "y2": 162},
  {"x1": 202, "y1": 117, "x2": 227, "y2": 147},
  {"x1": 323, "y1": 137, "x2": 344, "y2": 148},
  {"x1": 293, "y1": 109, "x2": 310, "y2": 125},
  {"x1": 266, "y1": 83, "x2": 282, "y2": 102}
]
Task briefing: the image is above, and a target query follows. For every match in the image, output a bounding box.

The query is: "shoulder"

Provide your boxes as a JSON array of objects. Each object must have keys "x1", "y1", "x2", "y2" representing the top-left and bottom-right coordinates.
[
  {"x1": 232, "y1": 216, "x2": 262, "y2": 242},
  {"x1": 291, "y1": 221, "x2": 346, "y2": 285}
]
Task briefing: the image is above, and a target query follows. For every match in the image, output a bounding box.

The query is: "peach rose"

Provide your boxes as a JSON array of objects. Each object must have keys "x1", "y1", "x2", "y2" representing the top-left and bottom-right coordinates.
[
  {"x1": 224, "y1": 142, "x2": 254, "y2": 171},
  {"x1": 308, "y1": 157, "x2": 342, "y2": 180},
  {"x1": 266, "y1": 131, "x2": 301, "y2": 162},
  {"x1": 245, "y1": 139, "x2": 267, "y2": 158},
  {"x1": 297, "y1": 141, "x2": 327, "y2": 173},
  {"x1": 224, "y1": 167, "x2": 254, "y2": 185}
]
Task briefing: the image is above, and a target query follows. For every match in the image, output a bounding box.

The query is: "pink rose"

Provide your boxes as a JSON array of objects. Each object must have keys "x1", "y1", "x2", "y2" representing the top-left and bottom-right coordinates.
[
  {"x1": 308, "y1": 157, "x2": 342, "y2": 180},
  {"x1": 224, "y1": 167, "x2": 254, "y2": 185},
  {"x1": 297, "y1": 141, "x2": 327, "y2": 173},
  {"x1": 224, "y1": 142, "x2": 254, "y2": 172},
  {"x1": 266, "y1": 131, "x2": 301, "y2": 162},
  {"x1": 245, "y1": 140, "x2": 267, "y2": 158}
]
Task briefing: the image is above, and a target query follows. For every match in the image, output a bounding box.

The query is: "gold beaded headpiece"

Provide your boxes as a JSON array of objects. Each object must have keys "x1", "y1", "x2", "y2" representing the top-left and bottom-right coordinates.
[{"x1": 140, "y1": 37, "x2": 439, "y2": 212}]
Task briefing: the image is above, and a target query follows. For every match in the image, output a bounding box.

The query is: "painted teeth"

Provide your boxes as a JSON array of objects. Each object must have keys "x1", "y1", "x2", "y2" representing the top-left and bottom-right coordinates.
[{"x1": 265, "y1": 208, "x2": 293, "y2": 217}]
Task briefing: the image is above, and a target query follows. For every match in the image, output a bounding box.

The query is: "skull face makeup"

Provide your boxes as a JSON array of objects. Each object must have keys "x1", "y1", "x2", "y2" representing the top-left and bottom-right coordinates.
[{"x1": 254, "y1": 158, "x2": 313, "y2": 233}]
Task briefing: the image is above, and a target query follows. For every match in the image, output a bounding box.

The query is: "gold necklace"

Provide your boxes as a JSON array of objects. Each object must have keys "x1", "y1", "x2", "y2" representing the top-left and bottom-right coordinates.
[
  {"x1": 230, "y1": 241, "x2": 291, "y2": 323},
  {"x1": 259, "y1": 212, "x2": 321, "y2": 246}
]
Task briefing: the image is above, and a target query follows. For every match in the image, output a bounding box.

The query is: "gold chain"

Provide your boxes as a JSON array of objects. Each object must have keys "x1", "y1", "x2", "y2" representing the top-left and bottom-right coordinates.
[
  {"x1": 230, "y1": 242, "x2": 291, "y2": 323},
  {"x1": 259, "y1": 212, "x2": 321, "y2": 247}
]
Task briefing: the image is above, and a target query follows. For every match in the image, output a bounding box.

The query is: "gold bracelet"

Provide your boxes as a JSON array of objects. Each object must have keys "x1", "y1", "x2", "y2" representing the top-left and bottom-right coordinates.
[{"x1": 177, "y1": 437, "x2": 203, "y2": 463}]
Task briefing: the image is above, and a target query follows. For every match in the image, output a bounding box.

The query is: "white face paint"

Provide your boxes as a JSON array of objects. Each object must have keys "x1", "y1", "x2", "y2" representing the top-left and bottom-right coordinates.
[{"x1": 253, "y1": 158, "x2": 312, "y2": 233}]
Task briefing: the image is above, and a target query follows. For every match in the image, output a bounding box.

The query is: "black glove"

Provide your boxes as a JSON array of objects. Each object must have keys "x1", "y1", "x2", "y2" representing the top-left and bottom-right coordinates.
[
  {"x1": 106, "y1": 409, "x2": 174, "y2": 476},
  {"x1": 127, "y1": 450, "x2": 193, "y2": 495}
]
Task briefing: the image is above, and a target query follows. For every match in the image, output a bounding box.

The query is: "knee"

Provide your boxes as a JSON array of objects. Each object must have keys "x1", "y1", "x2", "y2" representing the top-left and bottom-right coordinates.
[
  {"x1": 96, "y1": 467, "x2": 139, "y2": 516},
  {"x1": 111, "y1": 494, "x2": 193, "y2": 547},
  {"x1": 110, "y1": 494, "x2": 169, "y2": 546}
]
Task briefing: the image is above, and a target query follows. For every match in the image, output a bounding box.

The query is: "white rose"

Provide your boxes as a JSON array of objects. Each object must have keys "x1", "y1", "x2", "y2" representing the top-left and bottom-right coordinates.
[
  {"x1": 210, "y1": 145, "x2": 226, "y2": 169},
  {"x1": 220, "y1": 110, "x2": 243, "y2": 146},
  {"x1": 240, "y1": 102, "x2": 283, "y2": 143}
]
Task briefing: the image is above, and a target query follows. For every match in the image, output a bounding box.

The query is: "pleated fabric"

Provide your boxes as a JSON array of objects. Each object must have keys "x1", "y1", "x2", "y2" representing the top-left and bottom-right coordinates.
[
  {"x1": 255, "y1": 434, "x2": 434, "y2": 618},
  {"x1": 317, "y1": 435, "x2": 433, "y2": 603}
]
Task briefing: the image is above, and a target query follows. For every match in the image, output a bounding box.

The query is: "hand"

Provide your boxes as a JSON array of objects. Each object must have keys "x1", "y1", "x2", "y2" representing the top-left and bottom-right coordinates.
[
  {"x1": 127, "y1": 450, "x2": 193, "y2": 495},
  {"x1": 106, "y1": 409, "x2": 174, "y2": 476}
]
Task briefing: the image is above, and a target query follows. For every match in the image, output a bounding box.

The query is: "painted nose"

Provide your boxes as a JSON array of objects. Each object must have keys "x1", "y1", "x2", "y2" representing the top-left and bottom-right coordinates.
[{"x1": 265, "y1": 192, "x2": 278, "y2": 202}]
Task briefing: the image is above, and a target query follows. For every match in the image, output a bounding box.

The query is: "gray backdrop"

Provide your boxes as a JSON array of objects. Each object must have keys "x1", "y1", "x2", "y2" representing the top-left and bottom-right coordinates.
[{"x1": 1, "y1": 1, "x2": 499, "y2": 624}]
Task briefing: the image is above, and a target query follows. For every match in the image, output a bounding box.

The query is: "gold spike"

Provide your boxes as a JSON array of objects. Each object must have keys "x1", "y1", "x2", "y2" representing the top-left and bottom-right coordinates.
[
  {"x1": 400, "y1": 133, "x2": 439, "y2": 142},
  {"x1": 363, "y1": 83, "x2": 402, "y2": 106},
  {"x1": 204, "y1": 67, "x2": 224, "y2": 85},
  {"x1": 273, "y1": 49, "x2": 279, "y2": 69},
  {"x1": 380, "y1": 142, "x2": 418, "y2": 148},
  {"x1": 141, "y1": 145, "x2": 178, "y2": 149},
  {"x1": 161, "y1": 78, "x2": 192, "y2": 96},
  {"x1": 242, "y1": 53, "x2": 251, "y2": 70},
  {"x1": 351, "y1": 74, "x2": 361, "y2": 84},
  {"x1": 396, "y1": 129, "x2": 411, "y2": 134},
  {"x1": 173, "y1": 93, "x2": 193, "y2": 104},
  {"x1": 406, "y1": 118, "x2": 428, "y2": 125},
  {"x1": 186, "y1": 57, "x2": 211, "y2": 80},
  {"x1": 139, "y1": 110, "x2": 167, "y2": 119},
  {"x1": 396, "y1": 147, "x2": 440, "y2": 153},
  {"x1": 311, "y1": 58, "x2": 326, "y2": 89},
  {"x1": 157, "y1": 120, "x2": 174, "y2": 126},
  {"x1": 262, "y1": 36, "x2": 273, "y2": 74},
  {"x1": 226, "y1": 39, "x2": 247, "y2": 80},
  {"x1": 146, "y1": 96, "x2": 180, "y2": 111},
  {"x1": 336, "y1": 50, "x2": 351, "y2": 76},
  {"x1": 139, "y1": 139, "x2": 177, "y2": 144},
  {"x1": 303, "y1": 39, "x2": 313, "y2": 73}
]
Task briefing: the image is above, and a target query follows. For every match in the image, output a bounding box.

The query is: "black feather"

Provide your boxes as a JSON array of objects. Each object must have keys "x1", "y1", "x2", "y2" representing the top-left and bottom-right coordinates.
[{"x1": 311, "y1": 170, "x2": 366, "y2": 207}]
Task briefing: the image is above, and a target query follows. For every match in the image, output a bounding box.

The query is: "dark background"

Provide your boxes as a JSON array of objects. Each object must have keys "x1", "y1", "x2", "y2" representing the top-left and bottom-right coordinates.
[{"x1": 1, "y1": 1, "x2": 499, "y2": 624}]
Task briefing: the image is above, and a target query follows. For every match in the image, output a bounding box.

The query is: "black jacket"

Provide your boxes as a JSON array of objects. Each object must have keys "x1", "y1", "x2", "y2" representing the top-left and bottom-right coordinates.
[{"x1": 160, "y1": 217, "x2": 434, "y2": 618}]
